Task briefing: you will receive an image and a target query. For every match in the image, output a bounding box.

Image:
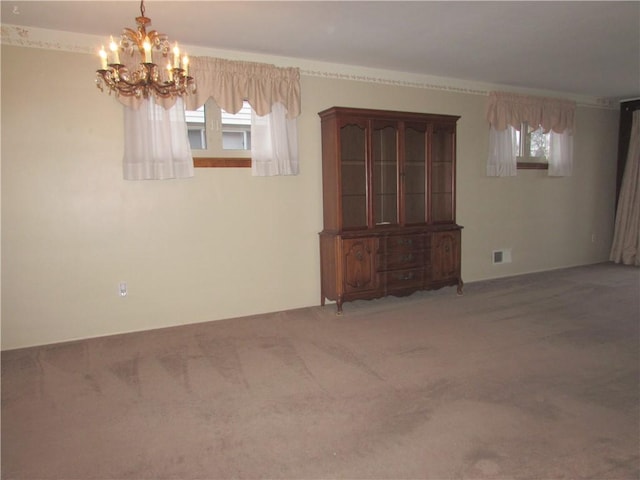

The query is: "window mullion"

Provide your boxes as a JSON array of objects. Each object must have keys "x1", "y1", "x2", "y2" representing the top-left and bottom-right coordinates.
[{"x1": 523, "y1": 122, "x2": 530, "y2": 161}]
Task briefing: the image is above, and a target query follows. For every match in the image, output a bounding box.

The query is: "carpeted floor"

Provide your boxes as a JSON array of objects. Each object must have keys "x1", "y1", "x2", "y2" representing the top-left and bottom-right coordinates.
[{"x1": 2, "y1": 262, "x2": 639, "y2": 479}]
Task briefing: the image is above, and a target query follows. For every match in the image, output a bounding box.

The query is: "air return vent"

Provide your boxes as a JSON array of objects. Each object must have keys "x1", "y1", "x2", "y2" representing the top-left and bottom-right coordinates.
[{"x1": 492, "y1": 249, "x2": 512, "y2": 264}]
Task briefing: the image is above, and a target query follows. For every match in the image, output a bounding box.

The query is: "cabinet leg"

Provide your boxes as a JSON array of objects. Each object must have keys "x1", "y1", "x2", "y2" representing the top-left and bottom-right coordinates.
[
  {"x1": 336, "y1": 297, "x2": 343, "y2": 315},
  {"x1": 457, "y1": 278, "x2": 464, "y2": 295}
]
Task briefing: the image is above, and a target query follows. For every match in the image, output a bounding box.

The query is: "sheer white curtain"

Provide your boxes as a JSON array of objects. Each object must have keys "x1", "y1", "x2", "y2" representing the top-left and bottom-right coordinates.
[
  {"x1": 610, "y1": 110, "x2": 640, "y2": 266},
  {"x1": 123, "y1": 97, "x2": 194, "y2": 180},
  {"x1": 548, "y1": 131, "x2": 574, "y2": 176},
  {"x1": 251, "y1": 103, "x2": 299, "y2": 176},
  {"x1": 487, "y1": 126, "x2": 518, "y2": 176}
]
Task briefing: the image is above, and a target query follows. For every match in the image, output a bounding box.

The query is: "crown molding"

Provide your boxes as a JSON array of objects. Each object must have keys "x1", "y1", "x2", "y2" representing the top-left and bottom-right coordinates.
[{"x1": 1, "y1": 24, "x2": 616, "y2": 110}]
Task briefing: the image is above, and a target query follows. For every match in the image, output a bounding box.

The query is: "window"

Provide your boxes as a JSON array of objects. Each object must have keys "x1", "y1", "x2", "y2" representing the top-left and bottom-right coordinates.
[
  {"x1": 186, "y1": 108, "x2": 207, "y2": 149},
  {"x1": 515, "y1": 122, "x2": 550, "y2": 170},
  {"x1": 186, "y1": 100, "x2": 252, "y2": 167},
  {"x1": 485, "y1": 91, "x2": 575, "y2": 177}
]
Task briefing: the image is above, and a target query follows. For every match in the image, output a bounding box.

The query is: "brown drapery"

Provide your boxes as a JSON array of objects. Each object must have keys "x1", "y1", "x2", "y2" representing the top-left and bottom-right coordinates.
[
  {"x1": 486, "y1": 91, "x2": 575, "y2": 133},
  {"x1": 610, "y1": 110, "x2": 640, "y2": 266}
]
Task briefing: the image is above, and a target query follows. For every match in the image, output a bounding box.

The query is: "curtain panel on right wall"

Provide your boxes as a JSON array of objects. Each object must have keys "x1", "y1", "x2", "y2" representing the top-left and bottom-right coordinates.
[
  {"x1": 485, "y1": 91, "x2": 576, "y2": 177},
  {"x1": 610, "y1": 109, "x2": 640, "y2": 266}
]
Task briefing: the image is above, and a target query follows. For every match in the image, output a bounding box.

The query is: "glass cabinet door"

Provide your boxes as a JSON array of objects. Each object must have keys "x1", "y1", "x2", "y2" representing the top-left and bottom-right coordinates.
[
  {"x1": 431, "y1": 124, "x2": 455, "y2": 223},
  {"x1": 403, "y1": 123, "x2": 427, "y2": 224},
  {"x1": 340, "y1": 122, "x2": 367, "y2": 229},
  {"x1": 372, "y1": 121, "x2": 398, "y2": 226}
]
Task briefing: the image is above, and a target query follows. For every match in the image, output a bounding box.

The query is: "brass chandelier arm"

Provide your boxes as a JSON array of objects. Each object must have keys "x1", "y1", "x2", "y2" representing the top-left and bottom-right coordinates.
[{"x1": 96, "y1": 63, "x2": 195, "y2": 99}]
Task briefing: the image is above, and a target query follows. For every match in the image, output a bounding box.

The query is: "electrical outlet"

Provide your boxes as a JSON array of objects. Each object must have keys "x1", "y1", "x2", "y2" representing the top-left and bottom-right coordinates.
[{"x1": 119, "y1": 281, "x2": 127, "y2": 297}]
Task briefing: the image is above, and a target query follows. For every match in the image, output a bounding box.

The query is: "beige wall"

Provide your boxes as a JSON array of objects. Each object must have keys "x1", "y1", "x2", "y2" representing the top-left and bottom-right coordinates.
[{"x1": 1, "y1": 45, "x2": 620, "y2": 350}]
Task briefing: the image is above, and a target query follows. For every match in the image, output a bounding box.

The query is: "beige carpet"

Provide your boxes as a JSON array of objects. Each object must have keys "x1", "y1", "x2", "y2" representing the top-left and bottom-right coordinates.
[{"x1": 2, "y1": 262, "x2": 639, "y2": 479}]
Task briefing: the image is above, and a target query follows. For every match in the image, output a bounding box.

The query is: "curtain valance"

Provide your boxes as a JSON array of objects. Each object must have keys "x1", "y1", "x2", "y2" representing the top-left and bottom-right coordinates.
[
  {"x1": 486, "y1": 91, "x2": 575, "y2": 134},
  {"x1": 184, "y1": 56, "x2": 301, "y2": 118}
]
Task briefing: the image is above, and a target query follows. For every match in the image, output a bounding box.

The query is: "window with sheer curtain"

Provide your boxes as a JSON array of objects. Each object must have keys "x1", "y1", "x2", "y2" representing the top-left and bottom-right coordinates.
[
  {"x1": 119, "y1": 56, "x2": 301, "y2": 179},
  {"x1": 185, "y1": 56, "x2": 301, "y2": 176},
  {"x1": 486, "y1": 91, "x2": 575, "y2": 177},
  {"x1": 186, "y1": 101, "x2": 253, "y2": 167}
]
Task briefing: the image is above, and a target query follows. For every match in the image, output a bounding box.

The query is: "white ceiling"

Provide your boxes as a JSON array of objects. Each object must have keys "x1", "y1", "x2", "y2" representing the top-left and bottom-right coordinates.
[{"x1": 2, "y1": 1, "x2": 639, "y2": 100}]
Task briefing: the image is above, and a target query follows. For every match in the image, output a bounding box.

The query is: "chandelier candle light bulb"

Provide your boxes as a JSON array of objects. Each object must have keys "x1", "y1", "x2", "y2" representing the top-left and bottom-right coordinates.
[
  {"x1": 95, "y1": 0, "x2": 195, "y2": 100},
  {"x1": 99, "y1": 46, "x2": 108, "y2": 69},
  {"x1": 143, "y1": 38, "x2": 152, "y2": 63},
  {"x1": 109, "y1": 36, "x2": 120, "y2": 64},
  {"x1": 173, "y1": 43, "x2": 180, "y2": 68},
  {"x1": 182, "y1": 55, "x2": 189, "y2": 76}
]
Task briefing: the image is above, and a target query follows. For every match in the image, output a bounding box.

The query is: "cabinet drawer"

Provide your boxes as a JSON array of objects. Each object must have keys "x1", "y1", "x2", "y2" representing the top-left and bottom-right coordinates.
[
  {"x1": 378, "y1": 250, "x2": 425, "y2": 271},
  {"x1": 379, "y1": 235, "x2": 427, "y2": 252},
  {"x1": 381, "y1": 268, "x2": 424, "y2": 289}
]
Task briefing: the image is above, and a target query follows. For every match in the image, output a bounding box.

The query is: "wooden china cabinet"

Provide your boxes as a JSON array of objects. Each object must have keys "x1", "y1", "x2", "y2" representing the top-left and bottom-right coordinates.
[{"x1": 318, "y1": 107, "x2": 463, "y2": 313}]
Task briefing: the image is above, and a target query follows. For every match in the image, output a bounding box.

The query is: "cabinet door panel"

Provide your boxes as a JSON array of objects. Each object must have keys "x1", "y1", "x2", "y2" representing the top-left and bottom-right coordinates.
[
  {"x1": 372, "y1": 122, "x2": 398, "y2": 225},
  {"x1": 404, "y1": 123, "x2": 427, "y2": 224},
  {"x1": 430, "y1": 125, "x2": 456, "y2": 223},
  {"x1": 431, "y1": 162, "x2": 452, "y2": 193},
  {"x1": 431, "y1": 231, "x2": 461, "y2": 282},
  {"x1": 431, "y1": 195, "x2": 453, "y2": 223},
  {"x1": 343, "y1": 239, "x2": 376, "y2": 293},
  {"x1": 340, "y1": 123, "x2": 367, "y2": 228}
]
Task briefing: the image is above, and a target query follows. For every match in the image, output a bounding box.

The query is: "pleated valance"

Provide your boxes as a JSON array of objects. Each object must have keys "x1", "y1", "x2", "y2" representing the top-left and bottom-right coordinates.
[
  {"x1": 486, "y1": 91, "x2": 575, "y2": 134},
  {"x1": 184, "y1": 56, "x2": 301, "y2": 119}
]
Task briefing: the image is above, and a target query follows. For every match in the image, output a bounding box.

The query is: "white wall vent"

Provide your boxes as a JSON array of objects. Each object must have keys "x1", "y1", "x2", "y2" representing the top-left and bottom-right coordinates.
[{"x1": 492, "y1": 249, "x2": 512, "y2": 264}]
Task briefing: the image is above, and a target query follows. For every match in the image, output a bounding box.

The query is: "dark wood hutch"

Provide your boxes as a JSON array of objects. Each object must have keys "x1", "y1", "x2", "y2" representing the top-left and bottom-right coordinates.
[{"x1": 318, "y1": 107, "x2": 463, "y2": 313}]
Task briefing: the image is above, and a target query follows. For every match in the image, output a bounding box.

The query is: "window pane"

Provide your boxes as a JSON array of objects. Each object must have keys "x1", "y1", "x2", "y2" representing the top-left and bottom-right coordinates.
[
  {"x1": 186, "y1": 106, "x2": 206, "y2": 150},
  {"x1": 516, "y1": 123, "x2": 550, "y2": 163},
  {"x1": 184, "y1": 101, "x2": 253, "y2": 155},
  {"x1": 222, "y1": 130, "x2": 251, "y2": 150},
  {"x1": 529, "y1": 127, "x2": 549, "y2": 158},
  {"x1": 222, "y1": 102, "x2": 252, "y2": 151},
  {"x1": 188, "y1": 128, "x2": 206, "y2": 149}
]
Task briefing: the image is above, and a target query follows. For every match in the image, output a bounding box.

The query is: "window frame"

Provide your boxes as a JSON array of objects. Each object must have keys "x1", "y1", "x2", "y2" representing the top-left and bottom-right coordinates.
[
  {"x1": 516, "y1": 122, "x2": 549, "y2": 170},
  {"x1": 187, "y1": 99, "x2": 252, "y2": 168}
]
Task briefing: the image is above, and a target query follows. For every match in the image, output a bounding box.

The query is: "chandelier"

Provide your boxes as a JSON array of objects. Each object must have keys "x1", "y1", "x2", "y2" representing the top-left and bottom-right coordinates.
[{"x1": 96, "y1": 0, "x2": 195, "y2": 100}]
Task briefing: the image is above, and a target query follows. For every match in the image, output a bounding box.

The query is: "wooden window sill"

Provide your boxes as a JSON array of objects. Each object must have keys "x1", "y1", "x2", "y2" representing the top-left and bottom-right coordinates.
[
  {"x1": 194, "y1": 157, "x2": 251, "y2": 168},
  {"x1": 517, "y1": 162, "x2": 548, "y2": 170}
]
